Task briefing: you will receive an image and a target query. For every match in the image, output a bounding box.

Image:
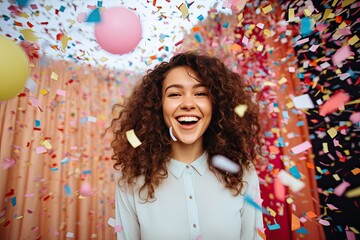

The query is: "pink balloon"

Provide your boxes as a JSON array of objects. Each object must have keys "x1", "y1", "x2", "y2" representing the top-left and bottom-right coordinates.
[{"x1": 95, "y1": 7, "x2": 142, "y2": 54}]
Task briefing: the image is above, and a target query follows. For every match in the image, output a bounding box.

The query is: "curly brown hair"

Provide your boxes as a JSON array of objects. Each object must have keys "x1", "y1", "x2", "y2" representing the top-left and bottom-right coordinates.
[{"x1": 109, "y1": 51, "x2": 262, "y2": 201}]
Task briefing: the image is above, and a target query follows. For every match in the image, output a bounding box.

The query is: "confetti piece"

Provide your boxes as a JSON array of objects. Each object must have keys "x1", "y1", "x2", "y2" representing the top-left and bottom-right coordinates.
[
  {"x1": 51, "y1": 71, "x2": 59, "y2": 80},
  {"x1": 86, "y1": 8, "x2": 101, "y2": 22},
  {"x1": 126, "y1": 129, "x2": 142, "y2": 148},
  {"x1": 292, "y1": 94, "x2": 314, "y2": 109},
  {"x1": 348, "y1": 35, "x2": 359, "y2": 45},
  {"x1": 66, "y1": 232, "x2": 74, "y2": 238},
  {"x1": 288, "y1": 8, "x2": 295, "y2": 19},
  {"x1": 64, "y1": 184, "x2": 72, "y2": 196},
  {"x1": 36, "y1": 146, "x2": 47, "y2": 154},
  {"x1": 274, "y1": 174, "x2": 286, "y2": 201},
  {"x1": 332, "y1": 45, "x2": 353, "y2": 66},
  {"x1": 261, "y1": 4, "x2": 272, "y2": 14},
  {"x1": 211, "y1": 155, "x2": 240, "y2": 173},
  {"x1": 345, "y1": 187, "x2": 360, "y2": 198},
  {"x1": 267, "y1": 222, "x2": 281, "y2": 230},
  {"x1": 300, "y1": 17, "x2": 314, "y2": 36},
  {"x1": 234, "y1": 104, "x2": 248, "y2": 117},
  {"x1": 334, "y1": 181, "x2": 350, "y2": 196},
  {"x1": 56, "y1": 89, "x2": 66, "y2": 96},
  {"x1": 25, "y1": 78, "x2": 38, "y2": 93},
  {"x1": 42, "y1": 140, "x2": 52, "y2": 150},
  {"x1": 20, "y1": 29, "x2": 38, "y2": 41},
  {"x1": 257, "y1": 228, "x2": 266, "y2": 240},
  {"x1": 290, "y1": 141, "x2": 312, "y2": 154},
  {"x1": 115, "y1": 225, "x2": 123, "y2": 233},
  {"x1": 11, "y1": 197, "x2": 16, "y2": 207},
  {"x1": 349, "y1": 112, "x2": 360, "y2": 124},
  {"x1": 318, "y1": 219, "x2": 330, "y2": 226},
  {"x1": 244, "y1": 194, "x2": 270, "y2": 215},
  {"x1": 291, "y1": 214, "x2": 301, "y2": 231},
  {"x1": 319, "y1": 91, "x2": 350, "y2": 116},
  {"x1": 2, "y1": 158, "x2": 16, "y2": 170},
  {"x1": 289, "y1": 165, "x2": 301, "y2": 179},
  {"x1": 277, "y1": 169, "x2": 305, "y2": 192},
  {"x1": 178, "y1": 3, "x2": 189, "y2": 19},
  {"x1": 327, "y1": 128, "x2": 337, "y2": 138},
  {"x1": 107, "y1": 217, "x2": 116, "y2": 227},
  {"x1": 77, "y1": 12, "x2": 87, "y2": 23}
]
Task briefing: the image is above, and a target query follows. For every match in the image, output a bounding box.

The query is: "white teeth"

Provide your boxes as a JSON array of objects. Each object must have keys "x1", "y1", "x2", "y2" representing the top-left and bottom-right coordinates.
[{"x1": 177, "y1": 116, "x2": 199, "y2": 122}]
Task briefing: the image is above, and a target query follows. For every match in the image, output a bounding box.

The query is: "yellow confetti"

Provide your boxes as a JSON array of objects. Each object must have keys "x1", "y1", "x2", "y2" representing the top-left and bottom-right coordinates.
[
  {"x1": 286, "y1": 197, "x2": 293, "y2": 204},
  {"x1": 178, "y1": 3, "x2": 189, "y2": 19},
  {"x1": 345, "y1": 186, "x2": 360, "y2": 198},
  {"x1": 100, "y1": 57, "x2": 108, "y2": 62},
  {"x1": 327, "y1": 127, "x2": 337, "y2": 138},
  {"x1": 304, "y1": 9, "x2": 312, "y2": 16},
  {"x1": 51, "y1": 71, "x2": 59, "y2": 80},
  {"x1": 126, "y1": 129, "x2": 142, "y2": 148},
  {"x1": 338, "y1": 22, "x2": 347, "y2": 29},
  {"x1": 234, "y1": 104, "x2": 248, "y2": 117},
  {"x1": 322, "y1": 9, "x2": 332, "y2": 20},
  {"x1": 263, "y1": 29, "x2": 272, "y2": 37},
  {"x1": 323, "y1": 142, "x2": 329, "y2": 153},
  {"x1": 288, "y1": 8, "x2": 295, "y2": 19},
  {"x1": 256, "y1": 44, "x2": 264, "y2": 51},
  {"x1": 348, "y1": 35, "x2": 359, "y2": 45},
  {"x1": 266, "y1": 207, "x2": 276, "y2": 217},
  {"x1": 278, "y1": 77, "x2": 287, "y2": 85},
  {"x1": 42, "y1": 140, "x2": 52, "y2": 150},
  {"x1": 20, "y1": 29, "x2": 38, "y2": 42},
  {"x1": 342, "y1": 0, "x2": 355, "y2": 7},
  {"x1": 333, "y1": 174, "x2": 340, "y2": 181},
  {"x1": 262, "y1": 4, "x2": 272, "y2": 14},
  {"x1": 332, "y1": 0, "x2": 339, "y2": 7},
  {"x1": 40, "y1": 89, "x2": 48, "y2": 95}
]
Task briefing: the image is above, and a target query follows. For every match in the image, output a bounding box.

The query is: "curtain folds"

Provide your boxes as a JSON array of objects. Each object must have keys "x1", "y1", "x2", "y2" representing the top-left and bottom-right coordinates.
[{"x1": 0, "y1": 59, "x2": 139, "y2": 240}]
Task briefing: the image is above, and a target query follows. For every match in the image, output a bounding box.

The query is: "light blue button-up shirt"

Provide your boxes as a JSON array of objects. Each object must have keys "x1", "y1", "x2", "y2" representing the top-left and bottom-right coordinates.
[{"x1": 116, "y1": 152, "x2": 264, "y2": 240}]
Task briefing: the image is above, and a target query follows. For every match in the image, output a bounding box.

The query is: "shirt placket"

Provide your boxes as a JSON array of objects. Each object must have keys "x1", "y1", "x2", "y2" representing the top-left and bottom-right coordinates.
[{"x1": 183, "y1": 165, "x2": 201, "y2": 240}]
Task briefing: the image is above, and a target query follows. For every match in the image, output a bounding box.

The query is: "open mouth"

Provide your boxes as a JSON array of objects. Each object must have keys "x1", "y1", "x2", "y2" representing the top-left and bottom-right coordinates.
[{"x1": 176, "y1": 116, "x2": 200, "y2": 125}]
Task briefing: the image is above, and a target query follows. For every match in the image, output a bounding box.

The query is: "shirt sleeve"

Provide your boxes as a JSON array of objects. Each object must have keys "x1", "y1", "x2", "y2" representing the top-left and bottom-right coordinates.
[
  {"x1": 115, "y1": 180, "x2": 141, "y2": 240},
  {"x1": 240, "y1": 167, "x2": 264, "y2": 240}
]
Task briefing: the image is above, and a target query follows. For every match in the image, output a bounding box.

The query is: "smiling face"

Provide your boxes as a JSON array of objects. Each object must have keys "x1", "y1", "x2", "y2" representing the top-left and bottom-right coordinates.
[{"x1": 162, "y1": 66, "x2": 212, "y2": 146}]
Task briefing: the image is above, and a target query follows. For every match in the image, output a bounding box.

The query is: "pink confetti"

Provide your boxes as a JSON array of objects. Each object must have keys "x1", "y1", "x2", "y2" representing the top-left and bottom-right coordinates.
[
  {"x1": 318, "y1": 219, "x2": 330, "y2": 226},
  {"x1": 334, "y1": 181, "x2": 350, "y2": 196},
  {"x1": 332, "y1": 44, "x2": 353, "y2": 66},
  {"x1": 2, "y1": 158, "x2": 15, "y2": 169},
  {"x1": 77, "y1": 12, "x2": 87, "y2": 23},
  {"x1": 319, "y1": 91, "x2": 350, "y2": 116},
  {"x1": 290, "y1": 141, "x2": 312, "y2": 154},
  {"x1": 349, "y1": 112, "x2": 360, "y2": 123}
]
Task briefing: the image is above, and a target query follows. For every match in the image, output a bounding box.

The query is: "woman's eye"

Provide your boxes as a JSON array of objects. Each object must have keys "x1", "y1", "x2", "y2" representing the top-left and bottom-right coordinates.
[
  {"x1": 195, "y1": 92, "x2": 208, "y2": 96},
  {"x1": 168, "y1": 93, "x2": 180, "y2": 97}
]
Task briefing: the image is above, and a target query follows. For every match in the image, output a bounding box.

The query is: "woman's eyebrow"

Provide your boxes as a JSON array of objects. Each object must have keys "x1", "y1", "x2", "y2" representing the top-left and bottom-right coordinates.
[{"x1": 165, "y1": 83, "x2": 206, "y2": 93}]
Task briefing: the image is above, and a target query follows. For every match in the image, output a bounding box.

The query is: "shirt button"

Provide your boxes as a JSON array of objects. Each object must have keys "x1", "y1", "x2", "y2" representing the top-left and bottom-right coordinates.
[
  {"x1": 189, "y1": 195, "x2": 192, "y2": 199},
  {"x1": 186, "y1": 165, "x2": 190, "y2": 169},
  {"x1": 193, "y1": 224, "x2": 196, "y2": 228}
]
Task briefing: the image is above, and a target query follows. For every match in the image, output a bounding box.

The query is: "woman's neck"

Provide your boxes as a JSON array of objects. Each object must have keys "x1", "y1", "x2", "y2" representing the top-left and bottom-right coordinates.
[{"x1": 171, "y1": 140, "x2": 204, "y2": 164}]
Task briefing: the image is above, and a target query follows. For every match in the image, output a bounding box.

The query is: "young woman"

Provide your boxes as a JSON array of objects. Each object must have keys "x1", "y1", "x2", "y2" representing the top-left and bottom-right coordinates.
[{"x1": 110, "y1": 51, "x2": 264, "y2": 240}]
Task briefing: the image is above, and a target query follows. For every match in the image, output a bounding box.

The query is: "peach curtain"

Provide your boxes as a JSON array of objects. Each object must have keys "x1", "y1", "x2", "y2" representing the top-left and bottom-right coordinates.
[{"x1": 0, "y1": 58, "x2": 139, "y2": 240}]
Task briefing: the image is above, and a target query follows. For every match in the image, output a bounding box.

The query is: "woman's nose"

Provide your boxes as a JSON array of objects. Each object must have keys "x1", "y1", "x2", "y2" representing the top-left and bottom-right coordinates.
[{"x1": 180, "y1": 95, "x2": 196, "y2": 109}]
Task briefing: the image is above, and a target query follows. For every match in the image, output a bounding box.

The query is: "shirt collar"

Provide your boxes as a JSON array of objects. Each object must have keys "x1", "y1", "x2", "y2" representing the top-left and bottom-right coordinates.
[{"x1": 168, "y1": 152, "x2": 208, "y2": 179}]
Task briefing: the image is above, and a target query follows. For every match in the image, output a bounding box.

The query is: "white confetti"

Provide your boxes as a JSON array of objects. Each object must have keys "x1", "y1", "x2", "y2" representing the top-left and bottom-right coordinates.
[{"x1": 212, "y1": 155, "x2": 240, "y2": 173}]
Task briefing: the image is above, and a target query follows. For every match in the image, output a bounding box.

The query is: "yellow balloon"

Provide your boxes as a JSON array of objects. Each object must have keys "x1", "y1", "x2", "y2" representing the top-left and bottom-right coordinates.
[{"x1": 0, "y1": 35, "x2": 30, "y2": 101}]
